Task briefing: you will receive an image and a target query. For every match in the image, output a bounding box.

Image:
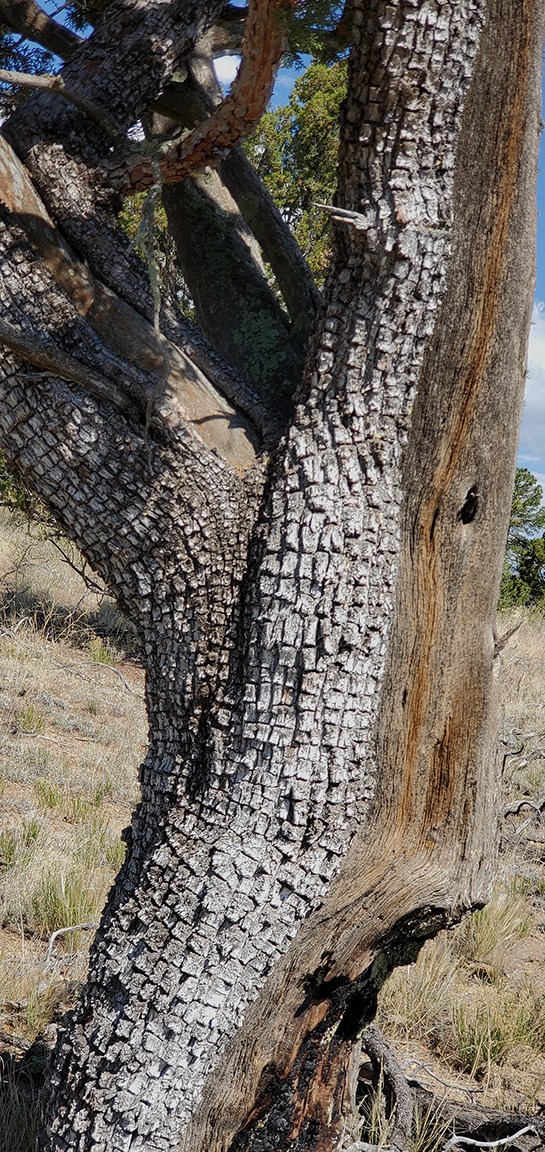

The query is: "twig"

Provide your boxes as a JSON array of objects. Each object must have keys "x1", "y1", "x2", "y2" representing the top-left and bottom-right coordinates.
[
  {"x1": 0, "y1": 616, "x2": 32, "y2": 638},
  {"x1": 315, "y1": 202, "x2": 370, "y2": 230},
  {"x1": 404, "y1": 1061, "x2": 482, "y2": 1101},
  {"x1": 442, "y1": 1127, "x2": 537, "y2": 1151},
  {"x1": 56, "y1": 660, "x2": 143, "y2": 698},
  {"x1": 493, "y1": 621, "x2": 522, "y2": 658},
  {"x1": 52, "y1": 660, "x2": 93, "y2": 684},
  {"x1": 504, "y1": 796, "x2": 545, "y2": 819},
  {"x1": 515, "y1": 808, "x2": 545, "y2": 836},
  {"x1": 45, "y1": 922, "x2": 99, "y2": 964},
  {"x1": 47, "y1": 538, "x2": 106, "y2": 596}
]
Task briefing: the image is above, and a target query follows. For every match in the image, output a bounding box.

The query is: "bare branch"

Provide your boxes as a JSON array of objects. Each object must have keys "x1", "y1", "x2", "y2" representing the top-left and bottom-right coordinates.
[
  {"x1": 0, "y1": 0, "x2": 83, "y2": 59},
  {"x1": 56, "y1": 661, "x2": 144, "y2": 698},
  {"x1": 442, "y1": 1128, "x2": 538, "y2": 1151},
  {"x1": 45, "y1": 922, "x2": 99, "y2": 965},
  {"x1": 113, "y1": 0, "x2": 289, "y2": 192},
  {"x1": 315, "y1": 201, "x2": 371, "y2": 230},
  {"x1": 221, "y1": 147, "x2": 319, "y2": 342},
  {"x1": 153, "y1": 59, "x2": 318, "y2": 347},
  {"x1": 493, "y1": 621, "x2": 523, "y2": 657},
  {"x1": 362, "y1": 1025, "x2": 413, "y2": 1152},
  {"x1": 410, "y1": 1081, "x2": 545, "y2": 1147},
  {"x1": 403, "y1": 1060, "x2": 482, "y2": 1102},
  {"x1": 0, "y1": 132, "x2": 261, "y2": 468},
  {"x1": 504, "y1": 796, "x2": 545, "y2": 818}
]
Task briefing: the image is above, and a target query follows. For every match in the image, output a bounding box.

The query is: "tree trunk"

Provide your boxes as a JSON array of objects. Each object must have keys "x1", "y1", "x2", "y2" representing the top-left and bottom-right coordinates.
[{"x1": 0, "y1": 0, "x2": 542, "y2": 1150}]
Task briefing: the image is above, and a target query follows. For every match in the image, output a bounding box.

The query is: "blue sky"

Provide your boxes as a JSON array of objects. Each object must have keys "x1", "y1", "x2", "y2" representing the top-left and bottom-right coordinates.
[{"x1": 521, "y1": 77, "x2": 545, "y2": 493}]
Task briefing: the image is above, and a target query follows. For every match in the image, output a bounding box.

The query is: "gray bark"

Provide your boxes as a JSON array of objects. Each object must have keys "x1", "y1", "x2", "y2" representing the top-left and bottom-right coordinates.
[{"x1": 0, "y1": 0, "x2": 541, "y2": 1150}]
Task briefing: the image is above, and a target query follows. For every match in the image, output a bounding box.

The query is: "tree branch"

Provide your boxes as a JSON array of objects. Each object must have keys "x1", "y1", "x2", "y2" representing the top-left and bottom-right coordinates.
[
  {"x1": 0, "y1": 319, "x2": 135, "y2": 414},
  {"x1": 220, "y1": 146, "x2": 319, "y2": 344},
  {"x1": 154, "y1": 58, "x2": 319, "y2": 349},
  {"x1": 443, "y1": 1130, "x2": 538, "y2": 1151},
  {"x1": 362, "y1": 1025, "x2": 413, "y2": 1152},
  {"x1": 0, "y1": 68, "x2": 124, "y2": 139},
  {"x1": 198, "y1": 3, "x2": 248, "y2": 53},
  {"x1": 0, "y1": 131, "x2": 260, "y2": 468},
  {"x1": 0, "y1": 0, "x2": 83, "y2": 59},
  {"x1": 410, "y1": 1082, "x2": 545, "y2": 1148},
  {"x1": 113, "y1": 0, "x2": 289, "y2": 192}
]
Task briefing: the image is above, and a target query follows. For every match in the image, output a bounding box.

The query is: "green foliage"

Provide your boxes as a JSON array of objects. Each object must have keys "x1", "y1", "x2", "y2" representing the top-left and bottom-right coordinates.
[
  {"x1": 245, "y1": 60, "x2": 347, "y2": 284},
  {"x1": 0, "y1": 35, "x2": 54, "y2": 116},
  {"x1": 508, "y1": 466, "x2": 545, "y2": 545},
  {"x1": 499, "y1": 468, "x2": 545, "y2": 610},
  {"x1": 280, "y1": 1, "x2": 348, "y2": 65},
  {"x1": 65, "y1": 0, "x2": 109, "y2": 32},
  {"x1": 0, "y1": 452, "x2": 50, "y2": 522}
]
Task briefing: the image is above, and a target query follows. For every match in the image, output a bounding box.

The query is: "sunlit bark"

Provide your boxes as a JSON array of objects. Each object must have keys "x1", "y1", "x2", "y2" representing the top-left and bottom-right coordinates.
[{"x1": 0, "y1": 0, "x2": 542, "y2": 1149}]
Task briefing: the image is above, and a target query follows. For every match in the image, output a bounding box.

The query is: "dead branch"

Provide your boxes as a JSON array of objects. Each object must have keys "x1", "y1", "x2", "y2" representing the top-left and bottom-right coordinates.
[
  {"x1": 409, "y1": 1082, "x2": 545, "y2": 1148},
  {"x1": 402, "y1": 1060, "x2": 482, "y2": 1102},
  {"x1": 443, "y1": 1128, "x2": 538, "y2": 1151},
  {"x1": 494, "y1": 621, "x2": 523, "y2": 658},
  {"x1": 504, "y1": 796, "x2": 545, "y2": 819},
  {"x1": 69, "y1": 661, "x2": 143, "y2": 698},
  {"x1": 45, "y1": 922, "x2": 99, "y2": 965},
  {"x1": 362, "y1": 1024, "x2": 413, "y2": 1152}
]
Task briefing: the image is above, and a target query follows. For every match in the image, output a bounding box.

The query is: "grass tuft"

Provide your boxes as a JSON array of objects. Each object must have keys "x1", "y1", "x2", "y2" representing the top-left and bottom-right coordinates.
[
  {"x1": 29, "y1": 869, "x2": 108, "y2": 948},
  {"x1": 0, "y1": 1058, "x2": 42, "y2": 1152}
]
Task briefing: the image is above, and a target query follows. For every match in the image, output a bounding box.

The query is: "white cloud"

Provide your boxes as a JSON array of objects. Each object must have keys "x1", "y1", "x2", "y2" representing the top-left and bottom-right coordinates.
[
  {"x1": 214, "y1": 56, "x2": 240, "y2": 87},
  {"x1": 519, "y1": 304, "x2": 545, "y2": 479}
]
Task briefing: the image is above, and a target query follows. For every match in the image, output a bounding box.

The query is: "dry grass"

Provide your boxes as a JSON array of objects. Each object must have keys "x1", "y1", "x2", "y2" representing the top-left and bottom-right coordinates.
[
  {"x1": 0, "y1": 511, "x2": 146, "y2": 1103},
  {"x1": 0, "y1": 1056, "x2": 42, "y2": 1152},
  {"x1": 378, "y1": 614, "x2": 545, "y2": 1114}
]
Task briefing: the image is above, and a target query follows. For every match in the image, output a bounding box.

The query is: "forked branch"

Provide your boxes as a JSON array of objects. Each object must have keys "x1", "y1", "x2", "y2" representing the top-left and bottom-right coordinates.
[
  {"x1": 113, "y1": 0, "x2": 292, "y2": 192},
  {"x1": 0, "y1": 132, "x2": 260, "y2": 469}
]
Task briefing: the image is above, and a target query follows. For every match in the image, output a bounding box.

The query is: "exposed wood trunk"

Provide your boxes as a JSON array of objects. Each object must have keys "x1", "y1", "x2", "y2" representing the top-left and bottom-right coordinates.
[{"x1": 0, "y1": 0, "x2": 541, "y2": 1149}]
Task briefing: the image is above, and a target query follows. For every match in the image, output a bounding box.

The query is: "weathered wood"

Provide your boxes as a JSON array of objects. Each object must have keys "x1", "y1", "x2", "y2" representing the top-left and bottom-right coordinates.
[
  {"x1": 0, "y1": 0, "x2": 541, "y2": 1149},
  {"x1": 410, "y1": 1083, "x2": 545, "y2": 1147}
]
